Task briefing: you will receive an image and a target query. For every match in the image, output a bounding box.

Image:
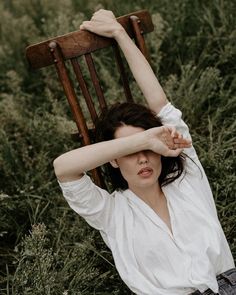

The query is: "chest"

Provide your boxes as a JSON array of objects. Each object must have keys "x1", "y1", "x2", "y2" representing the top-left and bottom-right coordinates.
[
  {"x1": 114, "y1": 188, "x2": 222, "y2": 262},
  {"x1": 129, "y1": 192, "x2": 221, "y2": 254},
  {"x1": 152, "y1": 197, "x2": 173, "y2": 235}
]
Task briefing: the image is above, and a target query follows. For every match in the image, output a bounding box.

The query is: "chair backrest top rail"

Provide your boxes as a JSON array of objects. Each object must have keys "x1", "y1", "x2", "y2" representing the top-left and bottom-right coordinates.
[{"x1": 26, "y1": 10, "x2": 154, "y2": 69}]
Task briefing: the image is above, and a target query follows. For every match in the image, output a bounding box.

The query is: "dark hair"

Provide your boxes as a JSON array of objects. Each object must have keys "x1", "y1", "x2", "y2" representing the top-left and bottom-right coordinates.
[{"x1": 95, "y1": 102, "x2": 185, "y2": 191}]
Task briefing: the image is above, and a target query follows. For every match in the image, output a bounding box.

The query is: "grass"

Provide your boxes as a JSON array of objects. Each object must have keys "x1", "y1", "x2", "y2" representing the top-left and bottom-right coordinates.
[{"x1": 0, "y1": 0, "x2": 235, "y2": 293}]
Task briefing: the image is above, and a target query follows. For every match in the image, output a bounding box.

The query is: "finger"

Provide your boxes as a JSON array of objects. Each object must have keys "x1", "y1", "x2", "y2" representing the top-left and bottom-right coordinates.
[
  {"x1": 91, "y1": 16, "x2": 112, "y2": 23},
  {"x1": 167, "y1": 126, "x2": 183, "y2": 139},
  {"x1": 173, "y1": 138, "x2": 192, "y2": 144},
  {"x1": 165, "y1": 148, "x2": 183, "y2": 157},
  {"x1": 168, "y1": 126, "x2": 177, "y2": 137},
  {"x1": 80, "y1": 21, "x2": 90, "y2": 28},
  {"x1": 93, "y1": 8, "x2": 104, "y2": 14},
  {"x1": 162, "y1": 136, "x2": 174, "y2": 148},
  {"x1": 97, "y1": 9, "x2": 115, "y2": 16},
  {"x1": 176, "y1": 143, "x2": 191, "y2": 149},
  {"x1": 93, "y1": 9, "x2": 114, "y2": 18},
  {"x1": 173, "y1": 130, "x2": 182, "y2": 139},
  {"x1": 170, "y1": 128, "x2": 182, "y2": 140},
  {"x1": 173, "y1": 141, "x2": 192, "y2": 149},
  {"x1": 80, "y1": 21, "x2": 95, "y2": 32}
]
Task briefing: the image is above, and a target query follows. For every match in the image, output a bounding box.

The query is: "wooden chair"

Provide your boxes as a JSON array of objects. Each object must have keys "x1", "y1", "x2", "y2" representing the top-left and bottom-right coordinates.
[{"x1": 25, "y1": 10, "x2": 154, "y2": 188}]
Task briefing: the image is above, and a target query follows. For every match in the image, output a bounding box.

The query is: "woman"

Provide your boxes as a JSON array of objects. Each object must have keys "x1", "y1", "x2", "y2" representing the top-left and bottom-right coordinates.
[{"x1": 53, "y1": 9, "x2": 235, "y2": 295}]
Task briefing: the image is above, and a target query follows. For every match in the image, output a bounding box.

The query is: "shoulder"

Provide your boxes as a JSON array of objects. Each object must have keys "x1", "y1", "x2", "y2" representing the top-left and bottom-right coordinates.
[{"x1": 58, "y1": 173, "x2": 113, "y2": 202}]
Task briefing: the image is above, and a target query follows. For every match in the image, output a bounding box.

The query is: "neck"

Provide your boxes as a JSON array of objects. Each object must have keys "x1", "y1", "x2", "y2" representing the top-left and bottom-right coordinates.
[{"x1": 130, "y1": 182, "x2": 163, "y2": 207}]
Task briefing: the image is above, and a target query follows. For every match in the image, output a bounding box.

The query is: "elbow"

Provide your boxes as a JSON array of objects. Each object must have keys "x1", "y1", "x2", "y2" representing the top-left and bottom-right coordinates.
[
  {"x1": 53, "y1": 156, "x2": 64, "y2": 180},
  {"x1": 53, "y1": 155, "x2": 84, "y2": 182}
]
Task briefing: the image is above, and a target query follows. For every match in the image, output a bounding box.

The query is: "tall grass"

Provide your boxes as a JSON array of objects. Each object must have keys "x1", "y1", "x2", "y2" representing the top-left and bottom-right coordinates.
[{"x1": 0, "y1": 0, "x2": 235, "y2": 294}]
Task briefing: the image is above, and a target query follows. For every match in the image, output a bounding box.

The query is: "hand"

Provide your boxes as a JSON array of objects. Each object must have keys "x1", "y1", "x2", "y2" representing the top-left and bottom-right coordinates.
[
  {"x1": 80, "y1": 9, "x2": 124, "y2": 38},
  {"x1": 146, "y1": 126, "x2": 192, "y2": 157}
]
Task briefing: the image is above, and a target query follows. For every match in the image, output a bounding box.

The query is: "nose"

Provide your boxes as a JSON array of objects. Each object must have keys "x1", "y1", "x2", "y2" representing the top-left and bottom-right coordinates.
[{"x1": 137, "y1": 151, "x2": 148, "y2": 165}]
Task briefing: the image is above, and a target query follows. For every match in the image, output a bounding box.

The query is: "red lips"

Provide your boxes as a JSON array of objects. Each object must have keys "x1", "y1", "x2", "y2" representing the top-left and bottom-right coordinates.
[{"x1": 138, "y1": 167, "x2": 153, "y2": 175}]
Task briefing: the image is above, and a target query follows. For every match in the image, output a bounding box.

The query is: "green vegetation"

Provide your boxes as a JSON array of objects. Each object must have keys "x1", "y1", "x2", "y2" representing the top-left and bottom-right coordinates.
[{"x1": 0, "y1": 0, "x2": 235, "y2": 294}]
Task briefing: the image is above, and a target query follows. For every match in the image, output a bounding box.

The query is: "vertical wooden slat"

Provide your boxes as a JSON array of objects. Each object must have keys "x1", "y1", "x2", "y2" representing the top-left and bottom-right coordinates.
[
  {"x1": 129, "y1": 15, "x2": 151, "y2": 63},
  {"x1": 49, "y1": 41, "x2": 103, "y2": 187},
  {"x1": 71, "y1": 57, "x2": 98, "y2": 124},
  {"x1": 112, "y1": 43, "x2": 133, "y2": 102},
  {"x1": 49, "y1": 41, "x2": 90, "y2": 145},
  {"x1": 84, "y1": 53, "x2": 107, "y2": 110}
]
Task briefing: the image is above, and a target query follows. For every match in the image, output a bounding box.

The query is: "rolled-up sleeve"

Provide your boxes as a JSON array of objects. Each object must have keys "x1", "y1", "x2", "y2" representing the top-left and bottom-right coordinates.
[
  {"x1": 158, "y1": 103, "x2": 218, "y2": 215},
  {"x1": 158, "y1": 103, "x2": 197, "y2": 159},
  {"x1": 58, "y1": 174, "x2": 114, "y2": 232}
]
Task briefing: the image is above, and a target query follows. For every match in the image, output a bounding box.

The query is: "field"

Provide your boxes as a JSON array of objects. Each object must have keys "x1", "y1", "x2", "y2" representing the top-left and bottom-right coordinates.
[{"x1": 0, "y1": 0, "x2": 235, "y2": 294}]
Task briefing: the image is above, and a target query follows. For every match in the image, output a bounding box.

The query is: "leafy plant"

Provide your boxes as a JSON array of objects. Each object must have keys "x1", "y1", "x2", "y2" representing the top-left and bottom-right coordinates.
[{"x1": 0, "y1": 0, "x2": 235, "y2": 294}]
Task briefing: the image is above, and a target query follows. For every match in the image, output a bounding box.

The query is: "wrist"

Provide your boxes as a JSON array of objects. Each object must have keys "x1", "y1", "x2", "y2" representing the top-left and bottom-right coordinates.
[
  {"x1": 135, "y1": 129, "x2": 151, "y2": 151},
  {"x1": 113, "y1": 26, "x2": 126, "y2": 40},
  {"x1": 118, "y1": 130, "x2": 150, "y2": 156},
  {"x1": 144, "y1": 127, "x2": 163, "y2": 152}
]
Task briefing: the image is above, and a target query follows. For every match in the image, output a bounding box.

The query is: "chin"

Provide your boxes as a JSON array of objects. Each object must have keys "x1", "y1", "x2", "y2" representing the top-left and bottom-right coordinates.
[{"x1": 134, "y1": 176, "x2": 159, "y2": 189}]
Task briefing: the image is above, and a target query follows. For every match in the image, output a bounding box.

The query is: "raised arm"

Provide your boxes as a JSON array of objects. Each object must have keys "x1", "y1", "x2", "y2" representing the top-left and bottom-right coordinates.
[
  {"x1": 80, "y1": 9, "x2": 168, "y2": 114},
  {"x1": 54, "y1": 126, "x2": 191, "y2": 182}
]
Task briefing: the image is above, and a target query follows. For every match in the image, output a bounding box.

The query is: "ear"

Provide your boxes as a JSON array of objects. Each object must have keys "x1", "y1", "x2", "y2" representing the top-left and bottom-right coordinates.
[{"x1": 110, "y1": 159, "x2": 119, "y2": 168}]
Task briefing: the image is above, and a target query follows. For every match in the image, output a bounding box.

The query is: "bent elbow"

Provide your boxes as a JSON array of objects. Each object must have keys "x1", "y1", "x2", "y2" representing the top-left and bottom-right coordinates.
[
  {"x1": 53, "y1": 156, "x2": 64, "y2": 180},
  {"x1": 53, "y1": 156, "x2": 84, "y2": 182}
]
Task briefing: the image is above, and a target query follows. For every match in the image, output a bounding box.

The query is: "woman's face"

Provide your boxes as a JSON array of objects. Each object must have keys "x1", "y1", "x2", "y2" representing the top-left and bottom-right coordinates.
[{"x1": 112, "y1": 125, "x2": 162, "y2": 192}]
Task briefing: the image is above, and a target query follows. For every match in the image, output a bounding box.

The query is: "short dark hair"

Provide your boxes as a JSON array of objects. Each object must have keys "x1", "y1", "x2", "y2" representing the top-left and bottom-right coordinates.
[{"x1": 95, "y1": 102, "x2": 185, "y2": 191}]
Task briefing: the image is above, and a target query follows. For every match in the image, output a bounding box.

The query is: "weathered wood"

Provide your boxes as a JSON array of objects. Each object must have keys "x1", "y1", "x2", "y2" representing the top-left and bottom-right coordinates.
[
  {"x1": 48, "y1": 41, "x2": 90, "y2": 145},
  {"x1": 26, "y1": 10, "x2": 154, "y2": 188},
  {"x1": 112, "y1": 43, "x2": 133, "y2": 102},
  {"x1": 130, "y1": 15, "x2": 151, "y2": 63},
  {"x1": 71, "y1": 58, "x2": 98, "y2": 123},
  {"x1": 49, "y1": 43, "x2": 104, "y2": 187},
  {"x1": 85, "y1": 53, "x2": 107, "y2": 110},
  {"x1": 26, "y1": 10, "x2": 154, "y2": 69}
]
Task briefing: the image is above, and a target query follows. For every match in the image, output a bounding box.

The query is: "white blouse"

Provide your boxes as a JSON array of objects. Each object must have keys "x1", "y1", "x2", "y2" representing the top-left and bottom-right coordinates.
[{"x1": 58, "y1": 103, "x2": 235, "y2": 295}]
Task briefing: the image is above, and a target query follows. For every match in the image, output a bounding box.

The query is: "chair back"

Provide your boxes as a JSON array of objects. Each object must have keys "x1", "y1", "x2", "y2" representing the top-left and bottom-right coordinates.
[{"x1": 25, "y1": 10, "x2": 154, "y2": 187}]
